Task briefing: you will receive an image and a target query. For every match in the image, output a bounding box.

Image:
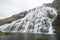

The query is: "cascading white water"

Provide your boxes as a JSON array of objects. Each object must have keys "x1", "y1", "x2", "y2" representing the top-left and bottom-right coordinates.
[{"x1": 0, "y1": 5, "x2": 58, "y2": 34}]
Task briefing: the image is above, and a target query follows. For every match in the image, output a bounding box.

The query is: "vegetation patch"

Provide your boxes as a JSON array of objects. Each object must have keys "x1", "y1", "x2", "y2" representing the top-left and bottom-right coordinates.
[{"x1": 0, "y1": 32, "x2": 13, "y2": 35}]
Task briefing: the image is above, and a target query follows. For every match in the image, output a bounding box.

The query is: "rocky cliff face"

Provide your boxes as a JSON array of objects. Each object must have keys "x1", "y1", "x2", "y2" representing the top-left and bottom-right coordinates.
[
  {"x1": 52, "y1": 0, "x2": 60, "y2": 33},
  {"x1": 45, "y1": 0, "x2": 60, "y2": 33}
]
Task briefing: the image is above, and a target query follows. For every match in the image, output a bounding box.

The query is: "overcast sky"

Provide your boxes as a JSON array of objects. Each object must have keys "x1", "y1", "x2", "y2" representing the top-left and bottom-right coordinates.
[{"x1": 0, "y1": 0, "x2": 54, "y2": 19}]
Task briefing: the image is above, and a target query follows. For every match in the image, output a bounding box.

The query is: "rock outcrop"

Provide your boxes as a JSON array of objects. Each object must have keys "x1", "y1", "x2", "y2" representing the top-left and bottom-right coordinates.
[
  {"x1": 52, "y1": 0, "x2": 60, "y2": 33},
  {"x1": 45, "y1": 0, "x2": 60, "y2": 33}
]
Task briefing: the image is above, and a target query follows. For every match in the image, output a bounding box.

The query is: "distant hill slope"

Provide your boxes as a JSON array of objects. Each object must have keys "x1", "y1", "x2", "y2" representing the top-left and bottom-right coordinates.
[{"x1": 0, "y1": 11, "x2": 28, "y2": 26}]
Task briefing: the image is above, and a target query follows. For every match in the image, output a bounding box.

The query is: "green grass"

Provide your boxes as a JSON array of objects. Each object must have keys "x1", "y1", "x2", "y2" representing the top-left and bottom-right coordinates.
[{"x1": 0, "y1": 32, "x2": 13, "y2": 35}]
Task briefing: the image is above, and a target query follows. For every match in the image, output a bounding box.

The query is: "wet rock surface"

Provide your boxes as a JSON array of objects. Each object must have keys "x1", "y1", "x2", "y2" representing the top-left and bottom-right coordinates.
[{"x1": 44, "y1": 0, "x2": 60, "y2": 33}]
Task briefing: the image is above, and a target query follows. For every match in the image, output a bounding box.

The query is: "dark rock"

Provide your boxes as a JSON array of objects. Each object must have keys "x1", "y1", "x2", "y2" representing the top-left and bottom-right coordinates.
[
  {"x1": 52, "y1": 0, "x2": 60, "y2": 33},
  {"x1": 45, "y1": 0, "x2": 60, "y2": 33}
]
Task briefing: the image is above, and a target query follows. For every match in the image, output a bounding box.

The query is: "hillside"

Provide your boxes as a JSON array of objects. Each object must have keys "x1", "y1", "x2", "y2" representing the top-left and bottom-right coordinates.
[{"x1": 0, "y1": 11, "x2": 28, "y2": 26}]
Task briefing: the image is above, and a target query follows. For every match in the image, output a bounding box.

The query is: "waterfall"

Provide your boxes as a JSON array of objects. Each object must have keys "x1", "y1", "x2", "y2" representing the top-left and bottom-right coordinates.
[{"x1": 0, "y1": 5, "x2": 58, "y2": 34}]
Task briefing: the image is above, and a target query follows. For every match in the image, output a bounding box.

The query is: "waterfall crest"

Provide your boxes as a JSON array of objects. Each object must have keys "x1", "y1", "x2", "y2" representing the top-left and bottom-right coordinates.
[{"x1": 0, "y1": 5, "x2": 58, "y2": 34}]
